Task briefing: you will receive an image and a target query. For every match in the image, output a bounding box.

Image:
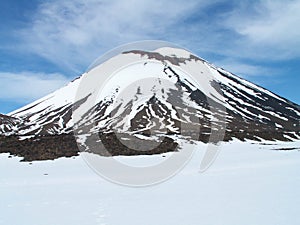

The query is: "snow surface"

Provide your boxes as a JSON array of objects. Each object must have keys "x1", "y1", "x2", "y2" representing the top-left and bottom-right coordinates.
[{"x1": 1, "y1": 140, "x2": 300, "y2": 225}]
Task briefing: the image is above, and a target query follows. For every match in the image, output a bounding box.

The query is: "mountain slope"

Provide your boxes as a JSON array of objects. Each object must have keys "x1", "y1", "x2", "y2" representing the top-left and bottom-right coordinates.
[{"x1": 0, "y1": 114, "x2": 20, "y2": 134}]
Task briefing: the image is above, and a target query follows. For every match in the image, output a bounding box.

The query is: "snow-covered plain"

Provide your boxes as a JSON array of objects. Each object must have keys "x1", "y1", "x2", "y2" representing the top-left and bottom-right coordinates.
[{"x1": 1, "y1": 140, "x2": 300, "y2": 225}]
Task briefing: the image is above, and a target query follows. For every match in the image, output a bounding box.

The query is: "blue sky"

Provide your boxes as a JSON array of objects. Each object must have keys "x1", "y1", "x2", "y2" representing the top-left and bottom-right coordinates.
[{"x1": 0, "y1": 0, "x2": 299, "y2": 114}]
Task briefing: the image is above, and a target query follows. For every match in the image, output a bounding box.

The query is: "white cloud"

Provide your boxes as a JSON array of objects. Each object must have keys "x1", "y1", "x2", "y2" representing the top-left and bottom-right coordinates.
[
  {"x1": 12, "y1": 0, "x2": 300, "y2": 67},
  {"x1": 224, "y1": 0, "x2": 300, "y2": 59},
  {"x1": 19, "y1": 0, "x2": 215, "y2": 72},
  {"x1": 0, "y1": 72, "x2": 69, "y2": 102}
]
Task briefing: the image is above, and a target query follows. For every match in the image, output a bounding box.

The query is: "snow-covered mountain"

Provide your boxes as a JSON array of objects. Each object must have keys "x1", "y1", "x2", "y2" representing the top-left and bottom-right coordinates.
[{"x1": 0, "y1": 47, "x2": 299, "y2": 160}]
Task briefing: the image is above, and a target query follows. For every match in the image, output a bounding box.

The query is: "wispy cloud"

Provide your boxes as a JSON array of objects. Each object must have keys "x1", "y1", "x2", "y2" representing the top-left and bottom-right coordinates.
[
  {"x1": 223, "y1": 0, "x2": 300, "y2": 60},
  {"x1": 16, "y1": 0, "x2": 300, "y2": 71},
  {"x1": 18, "y1": 0, "x2": 216, "y2": 72},
  {"x1": 0, "y1": 72, "x2": 69, "y2": 102},
  {"x1": 214, "y1": 59, "x2": 277, "y2": 78}
]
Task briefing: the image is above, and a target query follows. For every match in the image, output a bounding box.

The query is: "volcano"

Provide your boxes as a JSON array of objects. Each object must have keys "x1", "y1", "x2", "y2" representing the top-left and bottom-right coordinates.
[{"x1": 0, "y1": 47, "x2": 299, "y2": 161}]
